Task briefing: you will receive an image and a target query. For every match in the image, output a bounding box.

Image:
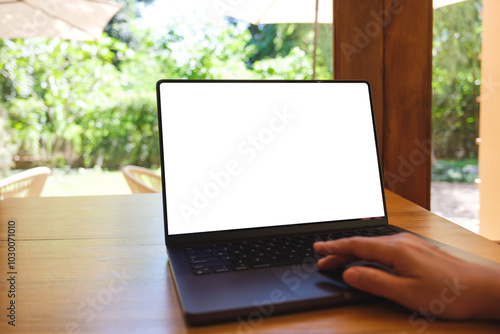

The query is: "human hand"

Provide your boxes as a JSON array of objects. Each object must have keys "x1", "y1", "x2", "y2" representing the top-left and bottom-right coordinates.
[{"x1": 313, "y1": 232, "x2": 500, "y2": 320}]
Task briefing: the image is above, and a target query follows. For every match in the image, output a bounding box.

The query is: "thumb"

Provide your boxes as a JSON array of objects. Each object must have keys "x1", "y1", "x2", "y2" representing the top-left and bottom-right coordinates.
[{"x1": 343, "y1": 266, "x2": 408, "y2": 302}]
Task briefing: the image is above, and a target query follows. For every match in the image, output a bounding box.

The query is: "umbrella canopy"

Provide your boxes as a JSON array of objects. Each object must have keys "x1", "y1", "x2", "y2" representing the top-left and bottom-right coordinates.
[
  {"x1": 0, "y1": 0, "x2": 122, "y2": 40},
  {"x1": 434, "y1": 0, "x2": 467, "y2": 8},
  {"x1": 225, "y1": 0, "x2": 332, "y2": 25}
]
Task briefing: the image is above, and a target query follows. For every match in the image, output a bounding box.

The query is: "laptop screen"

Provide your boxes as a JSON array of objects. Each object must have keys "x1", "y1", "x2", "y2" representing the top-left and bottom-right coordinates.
[{"x1": 158, "y1": 81, "x2": 385, "y2": 236}]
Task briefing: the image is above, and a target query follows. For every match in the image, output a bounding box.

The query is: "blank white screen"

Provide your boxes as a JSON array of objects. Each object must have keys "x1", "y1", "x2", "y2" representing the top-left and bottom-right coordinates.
[{"x1": 159, "y1": 82, "x2": 385, "y2": 235}]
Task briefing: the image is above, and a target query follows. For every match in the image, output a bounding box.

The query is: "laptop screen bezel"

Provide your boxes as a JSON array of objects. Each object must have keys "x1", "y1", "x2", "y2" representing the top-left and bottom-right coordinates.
[{"x1": 156, "y1": 79, "x2": 388, "y2": 248}]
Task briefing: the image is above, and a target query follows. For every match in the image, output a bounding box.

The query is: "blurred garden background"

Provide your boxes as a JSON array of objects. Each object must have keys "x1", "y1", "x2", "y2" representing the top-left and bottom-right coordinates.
[{"x1": 0, "y1": 1, "x2": 482, "y2": 229}]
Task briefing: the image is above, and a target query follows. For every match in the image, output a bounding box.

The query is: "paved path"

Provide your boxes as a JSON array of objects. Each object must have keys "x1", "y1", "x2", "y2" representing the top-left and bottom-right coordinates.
[{"x1": 431, "y1": 181, "x2": 479, "y2": 233}]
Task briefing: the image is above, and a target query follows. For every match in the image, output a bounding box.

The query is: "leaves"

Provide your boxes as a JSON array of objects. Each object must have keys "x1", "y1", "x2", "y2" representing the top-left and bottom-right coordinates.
[
  {"x1": 432, "y1": 0, "x2": 482, "y2": 159},
  {"x1": 0, "y1": 5, "x2": 335, "y2": 172}
]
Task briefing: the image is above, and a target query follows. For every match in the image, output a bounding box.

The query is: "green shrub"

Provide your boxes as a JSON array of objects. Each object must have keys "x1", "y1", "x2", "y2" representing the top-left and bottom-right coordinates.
[
  {"x1": 432, "y1": 159, "x2": 478, "y2": 183},
  {"x1": 80, "y1": 93, "x2": 160, "y2": 170},
  {"x1": 0, "y1": 105, "x2": 15, "y2": 177}
]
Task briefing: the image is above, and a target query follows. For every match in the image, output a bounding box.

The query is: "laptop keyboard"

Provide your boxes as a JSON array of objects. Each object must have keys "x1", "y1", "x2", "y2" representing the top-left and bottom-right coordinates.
[{"x1": 184, "y1": 227, "x2": 398, "y2": 275}]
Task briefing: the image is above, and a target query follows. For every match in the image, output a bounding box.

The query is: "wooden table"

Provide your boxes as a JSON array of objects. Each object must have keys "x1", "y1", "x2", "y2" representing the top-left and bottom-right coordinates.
[{"x1": 1, "y1": 191, "x2": 499, "y2": 333}]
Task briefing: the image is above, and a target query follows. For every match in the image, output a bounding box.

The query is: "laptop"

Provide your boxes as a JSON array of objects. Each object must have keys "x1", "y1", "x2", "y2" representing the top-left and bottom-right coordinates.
[{"x1": 156, "y1": 79, "x2": 493, "y2": 325}]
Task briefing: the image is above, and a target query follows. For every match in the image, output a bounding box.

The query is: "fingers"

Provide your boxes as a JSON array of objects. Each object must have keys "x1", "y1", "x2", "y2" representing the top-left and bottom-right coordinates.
[
  {"x1": 314, "y1": 235, "x2": 398, "y2": 268},
  {"x1": 314, "y1": 232, "x2": 428, "y2": 270},
  {"x1": 342, "y1": 266, "x2": 411, "y2": 304},
  {"x1": 317, "y1": 254, "x2": 359, "y2": 270},
  {"x1": 313, "y1": 234, "x2": 429, "y2": 308},
  {"x1": 313, "y1": 233, "x2": 482, "y2": 318}
]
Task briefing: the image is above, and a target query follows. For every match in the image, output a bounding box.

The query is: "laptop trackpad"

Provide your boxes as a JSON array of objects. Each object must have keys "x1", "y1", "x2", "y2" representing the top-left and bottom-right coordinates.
[{"x1": 272, "y1": 263, "x2": 357, "y2": 297}]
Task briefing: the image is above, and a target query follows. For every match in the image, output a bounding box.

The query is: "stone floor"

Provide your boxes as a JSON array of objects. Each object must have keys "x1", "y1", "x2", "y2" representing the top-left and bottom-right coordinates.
[{"x1": 430, "y1": 181, "x2": 479, "y2": 233}]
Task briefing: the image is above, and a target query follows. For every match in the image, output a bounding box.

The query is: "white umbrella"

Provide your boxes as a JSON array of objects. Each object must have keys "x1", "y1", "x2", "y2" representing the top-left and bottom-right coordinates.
[
  {"x1": 225, "y1": 0, "x2": 332, "y2": 25},
  {"x1": 226, "y1": 0, "x2": 468, "y2": 79},
  {"x1": 434, "y1": 0, "x2": 467, "y2": 8},
  {"x1": 0, "y1": 0, "x2": 122, "y2": 40}
]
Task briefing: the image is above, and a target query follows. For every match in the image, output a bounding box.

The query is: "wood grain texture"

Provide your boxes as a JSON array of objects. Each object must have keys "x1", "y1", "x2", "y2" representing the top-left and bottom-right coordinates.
[
  {"x1": 334, "y1": 0, "x2": 385, "y2": 154},
  {"x1": 334, "y1": 0, "x2": 432, "y2": 209},
  {"x1": 1, "y1": 193, "x2": 499, "y2": 333},
  {"x1": 382, "y1": 0, "x2": 433, "y2": 209}
]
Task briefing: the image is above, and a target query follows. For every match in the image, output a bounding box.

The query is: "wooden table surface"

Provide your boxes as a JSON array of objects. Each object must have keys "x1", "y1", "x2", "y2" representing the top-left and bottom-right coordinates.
[{"x1": 1, "y1": 191, "x2": 499, "y2": 333}]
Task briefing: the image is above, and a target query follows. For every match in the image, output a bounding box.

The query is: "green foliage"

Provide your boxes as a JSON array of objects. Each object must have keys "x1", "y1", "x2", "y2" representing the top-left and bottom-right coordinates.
[
  {"x1": 0, "y1": 104, "x2": 15, "y2": 177},
  {"x1": 1, "y1": 37, "x2": 130, "y2": 168},
  {"x1": 0, "y1": 1, "x2": 483, "y2": 173},
  {"x1": 432, "y1": 159, "x2": 478, "y2": 183},
  {"x1": 244, "y1": 23, "x2": 332, "y2": 79},
  {"x1": 104, "y1": 0, "x2": 157, "y2": 47},
  {"x1": 167, "y1": 23, "x2": 258, "y2": 80},
  {"x1": 252, "y1": 46, "x2": 330, "y2": 80},
  {"x1": 432, "y1": 0, "x2": 482, "y2": 159},
  {"x1": 1, "y1": 7, "x2": 332, "y2": 172},
  {"x1": 80, "y1": 93, "x2": 160, "y2": 169}
]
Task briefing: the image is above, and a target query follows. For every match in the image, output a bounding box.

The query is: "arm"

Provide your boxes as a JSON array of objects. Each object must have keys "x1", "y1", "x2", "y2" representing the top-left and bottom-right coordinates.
[{"x1": 313, "y1": 233, "x2": 500, "y2": 320}]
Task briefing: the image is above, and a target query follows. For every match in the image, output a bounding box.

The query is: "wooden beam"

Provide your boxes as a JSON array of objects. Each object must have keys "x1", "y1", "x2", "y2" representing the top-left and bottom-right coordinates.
[
  {"x1": 334, "y1": 0, "x2": 384, "y2": 153},
  {"x1": 383, "y1": 0, "x2": 432, "y2": 209},
  {"x1": 334, "y1": 0, "x2": 432, "y2": 209}
]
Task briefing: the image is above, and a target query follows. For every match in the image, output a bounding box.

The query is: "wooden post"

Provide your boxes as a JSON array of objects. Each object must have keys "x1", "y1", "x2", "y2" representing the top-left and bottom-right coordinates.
[{"x1": 334, "y1": 0, "x2": 432, "y2": 209}]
